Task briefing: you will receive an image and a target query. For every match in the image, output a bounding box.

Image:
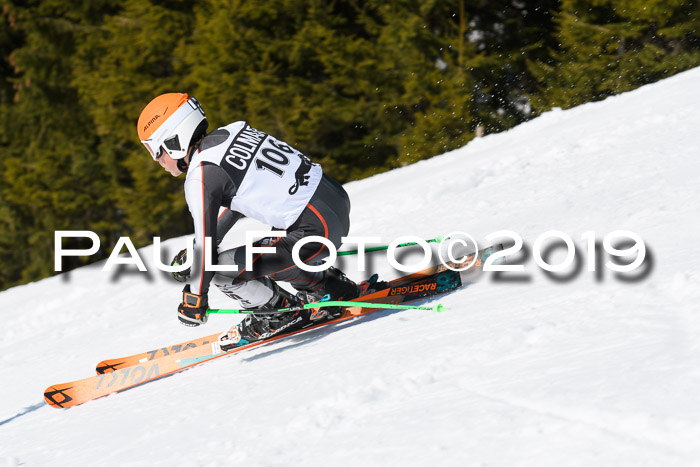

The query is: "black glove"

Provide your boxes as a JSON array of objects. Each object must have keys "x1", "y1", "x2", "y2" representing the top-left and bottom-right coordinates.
[
  {"x1": 171, "y1": 249, "x2": 191, "y2": 283},
  {"x1": 178, "y1": 285, "x2": 208, "y2": 327}
]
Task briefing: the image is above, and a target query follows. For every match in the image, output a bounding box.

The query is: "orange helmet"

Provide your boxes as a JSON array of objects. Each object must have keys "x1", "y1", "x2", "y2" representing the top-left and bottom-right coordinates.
[{"x1": 137, "y1": 93, "x2": 207, "y2": 160}]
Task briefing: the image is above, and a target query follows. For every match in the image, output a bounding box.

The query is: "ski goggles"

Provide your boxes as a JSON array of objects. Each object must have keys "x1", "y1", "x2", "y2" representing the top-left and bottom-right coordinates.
[{"x1": 140, "y1": 97, "x2": 199, "y2": 160}]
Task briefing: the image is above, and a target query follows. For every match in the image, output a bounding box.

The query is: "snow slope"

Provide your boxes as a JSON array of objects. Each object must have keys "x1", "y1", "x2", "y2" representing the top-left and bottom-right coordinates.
[{"x1": 2, "y1": 67, "x2": 700, "y2": 467}]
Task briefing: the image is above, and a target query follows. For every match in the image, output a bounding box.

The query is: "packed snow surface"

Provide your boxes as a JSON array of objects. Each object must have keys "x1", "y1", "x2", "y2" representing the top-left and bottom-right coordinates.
[{"x1": 2, "y1": 67, "x2": 700, "y2": 466}]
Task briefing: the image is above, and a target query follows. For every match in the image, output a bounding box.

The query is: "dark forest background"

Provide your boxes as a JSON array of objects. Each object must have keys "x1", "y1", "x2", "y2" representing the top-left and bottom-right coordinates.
[{"x1": 1, "y1": 0, "x2": 698, "y2": 290}]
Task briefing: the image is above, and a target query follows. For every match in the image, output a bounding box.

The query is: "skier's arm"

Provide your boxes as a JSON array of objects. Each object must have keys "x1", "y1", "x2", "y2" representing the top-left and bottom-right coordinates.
[
  {"x1": 216, "y1": 208, "x2": 243, "y2": 246},
  {"x1": 184, "y1": 163, "x2": 228, "y2": 298},
  {"x1": 170, "y1": 180, "x2": 241, "y2": 284}
]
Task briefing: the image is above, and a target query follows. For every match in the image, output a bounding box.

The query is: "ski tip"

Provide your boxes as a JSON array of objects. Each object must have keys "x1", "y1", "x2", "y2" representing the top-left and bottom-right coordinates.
[{"x1": 434, "y1": 303, "x2": 447, "y2": 312}]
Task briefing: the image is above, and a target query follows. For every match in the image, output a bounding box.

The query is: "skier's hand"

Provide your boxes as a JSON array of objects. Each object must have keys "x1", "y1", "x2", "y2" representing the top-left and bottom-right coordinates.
[
  {"x1": 171, "y1": 249, "x2": 190, "y2": 283},
  {"x1": 178, "y1": 285, "x2": 208, "y2": 327}
]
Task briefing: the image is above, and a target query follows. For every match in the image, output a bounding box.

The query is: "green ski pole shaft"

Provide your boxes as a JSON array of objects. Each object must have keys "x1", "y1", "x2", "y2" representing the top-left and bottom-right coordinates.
[
  {"x1": 207, "y1": 300, "x2": 447, "y2": 315},
  {"x1": 337, "y1": 235, "x2": 448, "y2": 256}
]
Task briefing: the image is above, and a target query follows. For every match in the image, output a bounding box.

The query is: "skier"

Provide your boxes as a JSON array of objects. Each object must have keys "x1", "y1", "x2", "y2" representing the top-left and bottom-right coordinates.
[{"x1": 137, "y1": 92, "x2": 362, "y2": 347}]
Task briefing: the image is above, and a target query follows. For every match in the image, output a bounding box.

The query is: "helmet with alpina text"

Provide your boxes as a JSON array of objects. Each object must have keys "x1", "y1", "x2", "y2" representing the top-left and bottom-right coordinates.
[{"x1": 137, "y1": 93, "x2": 208, "y2": 161}]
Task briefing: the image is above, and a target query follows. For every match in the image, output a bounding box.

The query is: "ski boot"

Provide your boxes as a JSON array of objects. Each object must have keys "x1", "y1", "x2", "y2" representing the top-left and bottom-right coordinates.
[
  {"x1": 358, "y1": 273, "x2": 389, "y2": 296},
  {"x1": 219, "y1": 282, "x2": 306, "y2": 351},
  {"x1": 296, "y1": 267, "x2": 363, "y2": 322}
]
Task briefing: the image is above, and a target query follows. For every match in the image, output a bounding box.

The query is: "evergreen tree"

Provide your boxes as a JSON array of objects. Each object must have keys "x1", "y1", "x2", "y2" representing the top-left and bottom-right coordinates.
[
  {"x1": 1, "y1": 0, "x2": 697, "y2": 290},
  {"x1": 71, "y1": 0, "x2": 198, "y2": 245},
  {"x1": 0, "y1": 1, "x2": 120, "y2": 288},
  {"x1": 180, "y1": 0, "x2": 399, "y2": 181},
  {"x1": 462, "y1": 0, "x2": 561, "y2": 133},
  {"x1": 0, "y1": 4, "x2": 21, "y2": 288},
  {"x1": 529, "y1": 0, "x2": 700, "y2": 111},
  {"x1": 357, "y1": 0, "x2": 473, "y2": 168},
  {"x1": 182, "y1": 1, "x2": 482, "y2": 175}
]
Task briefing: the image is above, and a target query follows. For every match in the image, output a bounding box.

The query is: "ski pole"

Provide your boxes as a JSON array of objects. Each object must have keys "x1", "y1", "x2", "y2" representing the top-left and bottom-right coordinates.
[
  {"x1": 337, "y1": 235, "x2": 448, "y2": 256},
  {"x1": 207, "y1": 300, "x2": 447, "y2": 315}
]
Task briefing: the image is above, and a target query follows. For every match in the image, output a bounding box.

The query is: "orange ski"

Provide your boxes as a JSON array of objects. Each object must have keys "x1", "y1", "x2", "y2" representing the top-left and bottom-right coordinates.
[
  {"x1": 45, "y1": 303, "x2": 389, "y2": 409},
  {"x1": 93, "y1": 261, "x2": 466, "y2": 375},
  {"x1": 46, "y1": 244, "x2": 502, "y2": 409},
  {"x1": 96, "y1": 332, "x2": 221, "y2": 374},
  {"x1": 95, "y1": 244, "x2": 500, "y2": 375}
]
